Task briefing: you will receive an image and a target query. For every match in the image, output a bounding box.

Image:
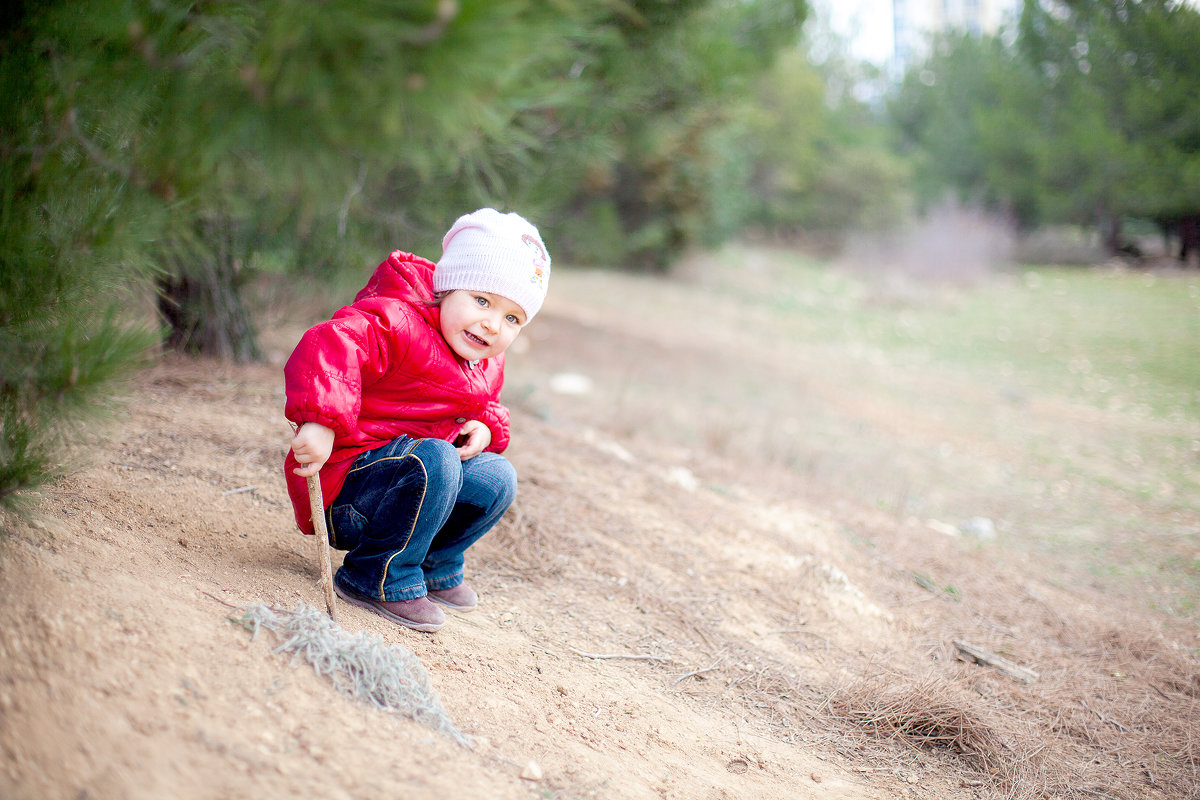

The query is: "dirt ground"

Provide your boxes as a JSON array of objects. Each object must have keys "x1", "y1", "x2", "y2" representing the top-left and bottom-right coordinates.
[{"x1": 1, "y1": 265, "x2": 1197, "y2": 800}]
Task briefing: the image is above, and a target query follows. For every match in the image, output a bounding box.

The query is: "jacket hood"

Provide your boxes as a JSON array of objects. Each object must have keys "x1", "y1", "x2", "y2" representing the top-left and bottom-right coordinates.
[{"x1": 354, "y1": 251, "x2": 440, "y2": 329}]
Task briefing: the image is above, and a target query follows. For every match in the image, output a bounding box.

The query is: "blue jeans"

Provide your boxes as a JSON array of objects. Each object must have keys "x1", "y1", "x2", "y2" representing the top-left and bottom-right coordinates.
[{"x1": 325, "y1": 437, "x2": 516, "y2": 602}]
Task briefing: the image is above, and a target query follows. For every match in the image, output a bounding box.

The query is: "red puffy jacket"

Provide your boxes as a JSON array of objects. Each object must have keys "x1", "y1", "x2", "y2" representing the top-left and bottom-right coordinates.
[{"x1": 283, "y1": 251, "x2": 510, "y2": 534}]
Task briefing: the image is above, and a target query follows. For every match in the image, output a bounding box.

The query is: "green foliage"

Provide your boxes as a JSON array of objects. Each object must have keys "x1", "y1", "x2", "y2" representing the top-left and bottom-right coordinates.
[
  {"x1": 0, "y1": 135, "x2": 157, "y2": 508},
  {"x1": 9, "y1": 0, "x2": 814, "y2": 317},
  {"x1": 1022, "y1": 0, "x2": 1200, "y2": 222},
  {"x1": 890, "y1": 0, "x2": 1200, "y2": 246},
  {"x1": 8, "y1": 0, "x2": 603, "y2": 357},
  {"x1": 890, "y1": 35, "x2": 1006, "y2": 212},
  {"x1": 3, "y1": 0, "x2": 814, "y2": 504},
  {"x1": 748, "y1": 48, "x2": 912, "y2": 240},
  {"x1": 543, "y1": 0, "x2": 810, "y2": 268}
]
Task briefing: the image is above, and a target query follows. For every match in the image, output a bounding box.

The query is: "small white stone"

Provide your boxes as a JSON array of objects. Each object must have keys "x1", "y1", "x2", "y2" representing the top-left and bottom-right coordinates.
[
  {"x1": 664, "y1": 466, "x2": 698, "y2": 492},
  {"x1": 521, "y1": 760, "x2": 543, "y2": 781},
  {"x1": 549, "y1": 372, "x2": 593, "y2": 395},
  {"x1": 959, "y1": 516, "x2": 997, "y2": 539}
]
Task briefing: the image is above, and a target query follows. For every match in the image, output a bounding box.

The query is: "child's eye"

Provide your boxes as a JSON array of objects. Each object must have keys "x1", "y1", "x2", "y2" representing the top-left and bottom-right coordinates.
[
  {"x1": 474, "y1": 295, "x2": 489, "y2": 307},
  {"x1": 506, "y1": 314, "x2": 520, "y2": 325}
]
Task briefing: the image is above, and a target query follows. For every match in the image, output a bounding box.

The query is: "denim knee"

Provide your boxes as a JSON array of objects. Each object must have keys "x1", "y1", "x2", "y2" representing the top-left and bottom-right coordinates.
[
  {"x1": 410, "y1": 437, "x2": 464, "y2": 493},
  {"x1": 489, "y1": 455, "x2": 518, "y2": 508},
  {"x1": 456, "y1": 452, "x2": 517, "y2": 516}
]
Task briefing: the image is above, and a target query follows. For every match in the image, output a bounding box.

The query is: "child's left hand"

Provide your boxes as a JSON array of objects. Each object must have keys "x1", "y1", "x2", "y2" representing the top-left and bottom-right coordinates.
[{"x1": 454, "y1": 420, "x2": 492, "y2": 460}]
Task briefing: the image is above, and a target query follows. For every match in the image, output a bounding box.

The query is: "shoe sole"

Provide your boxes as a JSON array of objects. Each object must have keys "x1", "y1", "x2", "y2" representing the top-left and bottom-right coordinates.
[
  {"x1": 333, "y1": 584, "x2": 444, "y2": 632},
  {"x1": 428, "y1": 594, "x2": 478, "y2": 612}
]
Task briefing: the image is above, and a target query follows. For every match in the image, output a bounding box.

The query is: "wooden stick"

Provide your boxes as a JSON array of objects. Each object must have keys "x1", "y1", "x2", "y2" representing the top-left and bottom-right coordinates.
[
  {"x1": 569, "y1": 648, "x2": 670, "y2": 662},
  {"x1": 306, "y1": 473, "x2": 338, "y2": 623},
  {"x1": 953, "y1": 639, "x2": 1037, "y2": 683}
]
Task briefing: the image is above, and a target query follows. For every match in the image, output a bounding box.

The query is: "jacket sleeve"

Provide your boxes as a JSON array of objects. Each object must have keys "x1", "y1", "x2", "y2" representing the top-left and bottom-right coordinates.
[
  {"x1": 284, "y1": 302, "x2": 407, "y2": 436},
  {"x1": 482, "y1": 399, "x2": 511, "y2": 454}
]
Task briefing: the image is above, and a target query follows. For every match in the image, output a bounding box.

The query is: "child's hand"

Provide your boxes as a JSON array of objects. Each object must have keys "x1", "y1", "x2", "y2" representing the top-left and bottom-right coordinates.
[
  {"x1": 454, "y1": 420, "x2": 492, "y2": 460},
  {"x1": 291, "y1": 422, "x2": 335, "y2": 477}
]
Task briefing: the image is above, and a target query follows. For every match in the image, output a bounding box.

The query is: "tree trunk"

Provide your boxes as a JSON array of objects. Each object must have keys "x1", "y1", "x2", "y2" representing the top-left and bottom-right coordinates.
[
  {"x1": 1098, "y1": 209, "x2": 1142, "y2": 259},
  {"x1": 1101, "y1": 211, "x2": 1123, "y2": 255},
  {"x1": 157, "y1": 215, "x2": 260, "y2": 362},
  {"x1": 1179, "y1": 214, "x2": 1200, "y2": 267}
]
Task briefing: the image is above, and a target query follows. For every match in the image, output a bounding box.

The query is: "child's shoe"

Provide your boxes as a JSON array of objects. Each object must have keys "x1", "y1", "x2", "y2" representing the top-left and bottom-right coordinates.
[
  {"x1": 334, "y1": 584, "x2": 445, "y2": 632},
  {"x1": 428, "y1": 583, "x2": 478, "y2": 612}
]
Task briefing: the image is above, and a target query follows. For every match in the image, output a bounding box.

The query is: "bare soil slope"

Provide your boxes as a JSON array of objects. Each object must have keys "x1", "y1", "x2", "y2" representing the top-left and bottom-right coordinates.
[{"x1": 2, "y1": 266, "x2": 1196, "y2": 800}]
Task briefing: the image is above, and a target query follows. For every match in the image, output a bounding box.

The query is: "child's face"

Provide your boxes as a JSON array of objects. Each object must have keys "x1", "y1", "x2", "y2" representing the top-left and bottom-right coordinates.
[{"x1": 438, "y1": 290, "x2": 527, "y2": 361}]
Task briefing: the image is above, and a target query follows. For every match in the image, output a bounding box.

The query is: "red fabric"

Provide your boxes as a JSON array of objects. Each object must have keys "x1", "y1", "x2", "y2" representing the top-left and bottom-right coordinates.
[{"x1": 283, "y1": 251, "x2": 510, "y2": 534}]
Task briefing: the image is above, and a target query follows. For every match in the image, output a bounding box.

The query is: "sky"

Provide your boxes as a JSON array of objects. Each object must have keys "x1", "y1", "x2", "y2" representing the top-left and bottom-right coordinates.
[
  {"x1": 812, "y1": 0, "x2": 1200, "y2": 66},
  {"x1": 809, "y1": 0, "x2": 898, "y2": 65}
]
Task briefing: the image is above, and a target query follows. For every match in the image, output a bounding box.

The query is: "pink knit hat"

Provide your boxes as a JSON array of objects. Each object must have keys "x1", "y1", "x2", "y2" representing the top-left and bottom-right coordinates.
[{"x1": 434, "y1": 208, "x2": 551, "y2": 320}]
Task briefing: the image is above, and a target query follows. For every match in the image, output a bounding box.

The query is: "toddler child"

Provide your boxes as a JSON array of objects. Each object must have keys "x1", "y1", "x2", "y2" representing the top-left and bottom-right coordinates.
[{"x1": 283, "y1": 208, "x2": 550, "y2": 632}]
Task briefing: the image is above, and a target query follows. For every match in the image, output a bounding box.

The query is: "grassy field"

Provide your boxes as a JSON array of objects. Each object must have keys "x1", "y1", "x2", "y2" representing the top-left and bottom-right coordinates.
[{"x1": 529, "y1": 246, "x2": 1200, "y2": 623}]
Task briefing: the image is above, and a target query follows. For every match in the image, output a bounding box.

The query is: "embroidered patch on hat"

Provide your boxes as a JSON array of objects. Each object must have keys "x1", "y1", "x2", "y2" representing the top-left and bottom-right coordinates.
[{"x1": 523, "y1": 233, "x2": 550, "y2": 288}]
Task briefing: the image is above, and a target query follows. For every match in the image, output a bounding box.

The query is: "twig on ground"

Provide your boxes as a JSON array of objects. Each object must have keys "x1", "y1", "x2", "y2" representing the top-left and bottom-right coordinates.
[
  {"x1": 1073, "y1": 787, "x2": 1122, "y2": 800},
  {"x1": 200, "y1": 589, "x2": 239, "y2": 609},
  {"x1": 674, "y1": 660, "x2": 721, "y2": 685},
  {"x1": 570, "y1": 647, "x2": 670, "y2": 663},
  {"x1": 221, "y1": 485, "x2": 257, "y2": 496},
  {"x1": 1081, "y1": 700, "x2": 1128, "y2": 732},
  {"x1": 769, "y1": 628, "x2": 833, "y2": 651}
]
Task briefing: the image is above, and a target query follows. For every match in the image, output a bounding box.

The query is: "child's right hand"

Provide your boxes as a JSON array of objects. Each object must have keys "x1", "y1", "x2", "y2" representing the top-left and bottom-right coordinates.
[{"x1": 291, "y1": 422, "x2": 335, "y2": 477}]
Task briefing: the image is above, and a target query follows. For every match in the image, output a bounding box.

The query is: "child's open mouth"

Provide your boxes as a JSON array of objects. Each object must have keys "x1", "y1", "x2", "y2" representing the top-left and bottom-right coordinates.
[{"x1": 463, "y1": 331, "x2": 488, "y2": 347}]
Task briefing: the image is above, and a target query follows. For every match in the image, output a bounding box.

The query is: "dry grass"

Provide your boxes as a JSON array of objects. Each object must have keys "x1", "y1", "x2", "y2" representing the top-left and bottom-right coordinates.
[
  {"x1": 811, "y1": 616, "x2": 1200, "y2": 799},
  {"x1": 830, "y1": 671, "x2": 1065, "y2": 796},
  {"x1": 510, "y1": 256, "x2": 1200, "y2": 799},
  {"x1": 1035, "y1": 621, "x2": 1200, "y2": 799},
  {"x1": 827, "y1": 514, "x2": 1200, "y2": 798},
  {"x1": 476, "y1": 500, "x2": 563, "y2": 582}
]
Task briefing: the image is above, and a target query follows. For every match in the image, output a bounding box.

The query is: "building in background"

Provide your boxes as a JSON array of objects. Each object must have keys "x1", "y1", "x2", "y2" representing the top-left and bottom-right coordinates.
[
  {"x1": 893, "y1": 0, "x2": 1022, "y2": 68},
  {"x1": 809, "y1": 0, "x2": 1022, "y2": 72}
]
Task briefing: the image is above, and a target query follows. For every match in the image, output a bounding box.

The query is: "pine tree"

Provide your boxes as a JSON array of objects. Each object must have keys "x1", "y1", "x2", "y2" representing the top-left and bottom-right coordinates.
[
  {"x1": 1, "y1": 0, "x2": 810, "y2": 505},
  {"x1": 1, "y1": 5, "x2": 159, "y2": 507}
]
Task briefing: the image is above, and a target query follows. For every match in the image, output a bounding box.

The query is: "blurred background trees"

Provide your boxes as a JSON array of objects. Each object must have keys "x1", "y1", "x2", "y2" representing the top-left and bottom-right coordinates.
[
  {"x1": 890, "y1": 0, "x2": 1200, "y2": 254},
  {"x1": 3, "y1": 0, "x2": 1199, "y2": 505},
  {"x1": 746, "y1": 46, "x2": 910, "y2": 245}
]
